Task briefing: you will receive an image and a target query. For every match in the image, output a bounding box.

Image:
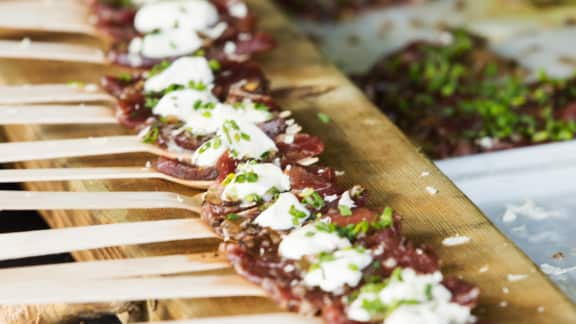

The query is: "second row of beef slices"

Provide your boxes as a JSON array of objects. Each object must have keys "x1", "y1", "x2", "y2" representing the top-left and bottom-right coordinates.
[{"x1": 352, "y1": 28, "x2": 576, "y2": 159}]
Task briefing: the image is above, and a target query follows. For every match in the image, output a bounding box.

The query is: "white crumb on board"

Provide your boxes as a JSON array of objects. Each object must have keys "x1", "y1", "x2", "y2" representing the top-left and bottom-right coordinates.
[
  {"x1": 479, "y1": 265, "x2": 489, "y2": 273},
  {"x1": 442, "y1": 235, "x2": 471, "y2": 246},
  {"x1": 507, "y1": 274, "x2": 528, "y2": 282},
  {"x1": 84, "y1": 84, "x2": 99, "y2": 92},
  {"x1": 420, "y1": 171, "x2": 430, "y2": 177},
  {"x1": 499, "y1": 301, "x2": 508, "y2": 308},
  {"x1": 425, "y1": 186, "x2": 438, "y2": 195},
  {"x1": 19, "y1": 37, "x2": 31, "y2": 49},
  {"x1": 537, "y1": 306, "x2": 545, "y2": 313},
  {"x1": 502, "y1": 287, "x2": 509, "y2": 294}
]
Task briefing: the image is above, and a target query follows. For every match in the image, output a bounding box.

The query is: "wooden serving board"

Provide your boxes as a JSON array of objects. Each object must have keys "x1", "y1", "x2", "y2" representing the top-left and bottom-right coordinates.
[{"x1": 0, "y1": 1, "x2": 574, "y2": 323}]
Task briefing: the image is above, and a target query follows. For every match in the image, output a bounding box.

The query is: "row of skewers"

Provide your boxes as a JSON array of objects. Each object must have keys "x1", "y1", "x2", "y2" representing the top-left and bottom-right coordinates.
[{"x1": 0, "y1": 1, "x2": 479, "y2": 323}]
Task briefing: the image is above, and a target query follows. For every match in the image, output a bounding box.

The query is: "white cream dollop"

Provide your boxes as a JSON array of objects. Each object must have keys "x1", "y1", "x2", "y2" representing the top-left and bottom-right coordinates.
[
  {"x1": 253, "y1": 192, "x2": 310, "y2": 230},
  {"x1": 278, "y1": 222, "x2": 351, "y2": 260},
  {"x1": 346, "y1": 268, "x2": 475, "y2": 324},
  {"x1": 129, "y1": 29, "x2": 203, "y2": 59},
  {"x1": 221, "y1": 119, "x2": 277, "y2": 160},
  {"x1": 152, "y1": 88, "x2": 218, "y2": 124},
  {"x1": 223, "y1": 101, "x2": 272, "y2": 125},
  {"x1": 221, "y1": 163, "x2": 290, "y2": 203},
  {"x1": 304, "y1": 248, "x2": 373, "y2": 294},
  {"x1": 134, "y1": 0, "x2": 219, "y2": 33},
  {"x1": 191, "y1": 136, "x2": 227, "y2": 167},
  {"x1": 144, "y1": 57, "x2": 215, "y2": 93}
]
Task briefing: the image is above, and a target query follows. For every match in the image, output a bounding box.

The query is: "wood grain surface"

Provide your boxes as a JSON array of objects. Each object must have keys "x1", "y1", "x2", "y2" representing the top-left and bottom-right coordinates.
[{"x1": 0, "y1": 1, "x2": 574, "y2": 323}]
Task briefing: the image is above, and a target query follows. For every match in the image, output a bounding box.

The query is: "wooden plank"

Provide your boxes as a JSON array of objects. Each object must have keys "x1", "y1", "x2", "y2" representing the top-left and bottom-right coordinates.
[{"x1": 0, "y1": 0, "x2": 573, "y2": 322}]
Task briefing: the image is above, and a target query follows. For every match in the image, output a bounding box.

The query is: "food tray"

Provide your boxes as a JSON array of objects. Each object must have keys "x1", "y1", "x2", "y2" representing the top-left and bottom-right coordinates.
[
  {"x1": 291, "y1": 0, "x2": 576, "y2": 304},
  {"x1": 0, "y1": 0, "x2": 574, "y2": 322}
]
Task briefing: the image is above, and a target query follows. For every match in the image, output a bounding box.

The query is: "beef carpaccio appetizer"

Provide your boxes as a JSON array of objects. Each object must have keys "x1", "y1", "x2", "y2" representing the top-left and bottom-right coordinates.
[
  {"x1": 64, "y1": 2, "x2": 480, "y2": 322},
  {"x1": 201, "y1": 161, "x2": 479, "y2": 323},
  {"x1": 89, "y1": 0, "x2": 275, "y2": 67},
  {"x1": 353, "y1": 28, "x2": 576, "y2": 159},
  {"x1": 101, "y1": 55, "x2": 324, "y2": 182}
]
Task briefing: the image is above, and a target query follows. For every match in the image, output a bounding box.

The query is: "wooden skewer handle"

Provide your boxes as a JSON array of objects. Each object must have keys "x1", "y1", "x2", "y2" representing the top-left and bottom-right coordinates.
[
  {"x1": 145, "y1": 314, "x2": 323, "y2": 324},
  {"x1": 0, "y1": 136, "x2": 148, "y2": 163},
  {"x1": 0, "y1": 40, "x2": 106, "y2": 64},
  {"x1": 0, "y1": 167, "x2": 161, "y2": 183},
  {"x1": 0, "y1": 167, "x2": 213, "y2": 189},
  {"x1": 0, "y1": 0, "x2": 95, "y2": 35},
  {"x1": 0, "y1": 104, "x2": 116, "y2": 124},
  {"x1": 0, "y1": 219, "x2": 214, "y2": 261},
  {"x1": 0, "y1": 253, "x2": 229, "y2": 283},
  {"x1": 0, "y1": 275, "x2": 265, "y2": 305},
  {"x1": 0, "y1": 136, "x2": 192, "y2": 163},
  {"x1": 0, "y1": 190, "x2": 202, "y2": 212},
  {"x1": 0, "y1": 84, "x2": 114, "y2": 105},
  {"x1": 0, "y1": 302, "x2": 135, "y2": 324}
]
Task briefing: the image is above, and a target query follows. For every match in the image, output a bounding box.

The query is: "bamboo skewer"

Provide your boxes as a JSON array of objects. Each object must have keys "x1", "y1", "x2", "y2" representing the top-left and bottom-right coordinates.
[
  {"x1": 0, "y1": 40, "x2": 106, "y2": 64},
  {"x1": 0, "y1": 104, "x2": 116, "y2": 125},
  {"x1": 0, "y1": 275, "x2": 265, "y2": 305},
  {"x1": 0, "y1": 253, "x2": 229, "y2": 283},
  {"x1": 0, "y1": 0, "x2": 95, "y2": 35},
  {"x1": 0, "y1": 218, "x2": 213, "y2": 261},
  {"x1": 143, "y1": 314, "x2": 322, "y2": 324},
  {"x1": 0, "y1": 167, "x2": 213, "y2": 188},
  {"x1": 0, "y1": 84, "x2": 114, "y2": 105},
  {"x1": 0, "y1": 191, "x2": 203, "y2": 212},
  {"x1": 0, "y1": 136, "x2": 194, "y2": 163}
]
